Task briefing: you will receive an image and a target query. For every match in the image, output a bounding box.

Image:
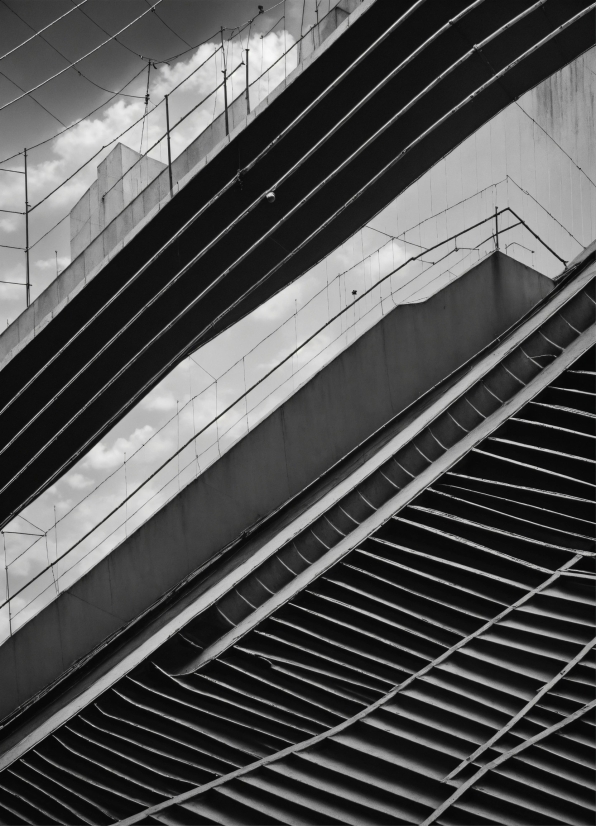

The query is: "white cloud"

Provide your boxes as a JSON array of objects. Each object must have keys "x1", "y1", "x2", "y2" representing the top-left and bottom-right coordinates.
[
  {"x1": 143, "y1": 391, "x2": 178, "y2": 411},
  {"x1": 35, "y1": 255, "x2": 70, "y2": 271},
  {"x1": 65, "y1": 473, "x2": 94, "y2": 490},
  {"x1": 0, "y1": 217, "x2": 17, "y2": 233},
  {"x1": 85, "y1": 425, "x2": 154, "y2": 470},
  {"x1": 0, "y1": 264, "x2": 26, "y2": 302}
]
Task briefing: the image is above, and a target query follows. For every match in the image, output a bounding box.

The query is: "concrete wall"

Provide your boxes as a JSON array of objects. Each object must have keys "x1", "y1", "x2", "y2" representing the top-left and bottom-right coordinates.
[
  {"x1": 0, "y1": 0, "x2": 367, "y2": 372},
  {"x1": 0, "y1": 251, "x2": 552, "y2": 723}
]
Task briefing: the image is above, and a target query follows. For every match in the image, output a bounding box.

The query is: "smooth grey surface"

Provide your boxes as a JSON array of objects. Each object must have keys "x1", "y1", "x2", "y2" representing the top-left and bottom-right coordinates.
[{"x1": 0, "y1": 251, "x2": 553, "y2": 723}]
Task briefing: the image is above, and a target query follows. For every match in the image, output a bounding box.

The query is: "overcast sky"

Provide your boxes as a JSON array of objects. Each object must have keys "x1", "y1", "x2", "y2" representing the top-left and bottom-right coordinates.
[{"x1": 0, "y1": 2, "x2": 594, "y2": 639}]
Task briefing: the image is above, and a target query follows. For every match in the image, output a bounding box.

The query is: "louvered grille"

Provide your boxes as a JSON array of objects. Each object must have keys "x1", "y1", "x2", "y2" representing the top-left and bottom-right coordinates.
[
  {"x1": 0, "y1": 335, "x2": 593, "y2": 822},
  {"x1": 132, "y1": 345, "x2": 593, "y2": 826}
]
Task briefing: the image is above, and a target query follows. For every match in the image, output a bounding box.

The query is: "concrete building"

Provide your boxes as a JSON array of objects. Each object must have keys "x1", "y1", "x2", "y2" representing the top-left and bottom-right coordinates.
[
  {"x1": 69, "y1": 144, "x2": 166, "y2": 262},
  {"x1": 0, "y1": 1, "x2": 594, "y2": 824}
]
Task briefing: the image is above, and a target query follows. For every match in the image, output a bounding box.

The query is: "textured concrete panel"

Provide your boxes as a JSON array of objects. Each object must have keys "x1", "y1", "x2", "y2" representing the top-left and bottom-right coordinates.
[
  {"x1": 11, "y1": 601, "x2": 64, "y2": 707},
  {"x1": 0, "y1": 252, "x2": 552, "y2": 722}
]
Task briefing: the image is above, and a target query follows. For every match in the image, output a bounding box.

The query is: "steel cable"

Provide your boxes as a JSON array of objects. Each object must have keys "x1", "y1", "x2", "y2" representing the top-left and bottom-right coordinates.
[
  {"x1": 0, "y1": 0, "x2": 165, "y2": 113},
  {"x1": 0, "y1": 0, "x2": 89, "y2": 63}
]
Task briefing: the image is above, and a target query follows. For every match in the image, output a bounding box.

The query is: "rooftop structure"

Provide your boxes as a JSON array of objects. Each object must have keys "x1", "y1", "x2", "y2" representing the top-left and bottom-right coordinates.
[
  {"x1": 69, "y1": 144, "x2": 166, "y2": 262},
  {"x1": 0, "y1": 1, "x2": 594, "y2": 824}
]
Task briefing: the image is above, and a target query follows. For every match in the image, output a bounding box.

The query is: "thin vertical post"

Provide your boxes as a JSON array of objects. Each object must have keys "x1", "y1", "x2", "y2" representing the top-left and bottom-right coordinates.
[
  {"x1": 165, "y1": 94, "x2": 174, "y2": 193},
  {"x1": 124, "y1": 451, "x2": 128, "y2": 537},
  {"x1": 3, "y1": 532, "x2": 10, "y2": 636},
  {"x1": 176, "y1": 400, "x2": 181, "y2": 491},
  {"x1": 53, "y1": 505, "x2": 59, "y2": 594},
  {"x1": 245, "y1": 48, "x2": 250, "y2": 115},
  {"x1": 494, "y1": 206, "x2": 499, "y2": 251},
  {"x1": 221, "y1": 27, "x2": 229, "y2": 136},
  {"x1": 24, "y1": 147, "x2": 30, "y2": 307}
]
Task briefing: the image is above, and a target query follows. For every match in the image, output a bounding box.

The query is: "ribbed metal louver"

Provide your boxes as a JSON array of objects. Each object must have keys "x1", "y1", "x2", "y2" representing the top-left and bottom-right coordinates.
[
  {"x1": 120, "y1": 344, "x2": 595, "y2": 825},
  {"x1": 0, "y1": 293, "x2": 593, "y2": 823}
]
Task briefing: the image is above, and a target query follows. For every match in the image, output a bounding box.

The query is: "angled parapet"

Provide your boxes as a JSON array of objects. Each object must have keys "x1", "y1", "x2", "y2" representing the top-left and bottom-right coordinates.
[{"x1": 0, "y1": 249, "x2": 554, "y2": 729}]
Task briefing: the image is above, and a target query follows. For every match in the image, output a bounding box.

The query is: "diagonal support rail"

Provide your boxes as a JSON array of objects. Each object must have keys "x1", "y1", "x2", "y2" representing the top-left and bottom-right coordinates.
[
  {"x1": 444, "y1": 635, "x2": 596, "y2": 781},
  {"x1": 421, "y1": 698, "x2": 596, "y2": 826}
]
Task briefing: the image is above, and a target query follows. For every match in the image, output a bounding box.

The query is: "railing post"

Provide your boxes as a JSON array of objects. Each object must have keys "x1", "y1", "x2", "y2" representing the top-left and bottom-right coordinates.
[
  {"x1": 245, "y1": 48, "x2": 250, "y2": 116},
  {"x1": 24, "y1": 147, "x2": 30, "y2": 308},
  {"x1": 221, "y1": 27, "x2": 229, "y2": 136},
  {"x1": 494, "y1": 205, "x2": 499, "y2": 251},
  {"x1": 165, "y1": 94, "x2": 174, "y2": 194}
]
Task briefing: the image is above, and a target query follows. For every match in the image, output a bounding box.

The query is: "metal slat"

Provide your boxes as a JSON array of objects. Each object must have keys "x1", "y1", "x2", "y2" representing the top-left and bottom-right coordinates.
[
  {"x1": 465, "y1": 768, "x2": 595, "y2": 826},
  {"x1": 362, "y1": 539, "x2": 532, "y2": 602},
  {"x1": 505, "y1": 416, "x2": 595, "y2": 458},
  {"x1": 271, "y1": 750, "x2": 430, "y2": 824},
  {"x1": 297, "y1": 587, "x2": 452, "y2": 655},
  {"x1": 380, "y1": 527, "x2": 550, "y2": 589},
  {"x1": 422, "y1": 699, "x2": 596, "y2": 826},
  {"x1": 251, "y1": 624, "x2": 398, "y2": 690},
  {"x1": 537, "y1": 386, "x2": 596, "y2": 414},
  {"x1": 275, "y1": 603, "x2": 432, "y2": 675},
  {"x1": 81, "y1": 706, "x2": 221, "y2": 784},
  {"x1": 177, "y1": 673, "x2": 327, "y2": 737},
  {"x1": 522, "y1": 401, "x2": 596, "y2": 436},
  {"x1": 485, "y1": 437, "x2": 595, "y2": 485},
  {"x1": 106, "y1": 688, "x2": 255, "y2": 770},
  {"x1": 94, "y1": 695, "x2": 241, "y2": 775},
  {"x1": 0, "y1": 770, "x2": 71, "y2": 826},
  {"x1": 6, "y1": 762, "x2": 95, "y2": 825},
  {"x1": 0, "y1": 786, "x2": 39, "y2": 826},
  {"x1": 217, "y1": 651, "x2": 361, "y2": 720},
  {"x1": 299, "y1": 738, "x2": 443, "y2": 812},
  {"x1": 420, "y1": 487, "x2": 594, "y2": 550},
  {"x1": 395, "y1": 508, "x2": 572, "y2": 571},
  {"x1": 469, "y1": 448, "x2": 594, "y2": 500},
  {"x1": 334, "y1": 559, "x2": 497, "y2": 628},
  {"x1": 451, "y1": 786, "x2": 563, "y2": 826},
  {"x1": 136, "y1": 667, "x2": 317, "y2": 745},
  {"x1": 119, "y1": 677, "x2": 289, "y2": 760},
  {"x1": 22, "y1": 750, "x2": 118, "y2": 824},
  {"x1": 509, "y1": 739, "x2": 596, "y2": 791},
  {"x1": 238, "y1": 635, "x2": 386, "y2": 700},
  {"x1": 68, "y1": 715, "x2": 199, "y2": 790},
  {"x1": 32, "y1": 748, "x2": 135, "y2": 822},
  {"x1": 385, "y1": 692, "x2": 503, "y2": 745},
  {"x1": 183, "y1": 786, "x2": 281, "y2": 825},
  {"x1": 53, "y1": 730, "x2": 165, "y2": 808},
  {"x1": 440, "y1": 474, "x2": 595, "y2": 529},
  {"x1": 365, "y1": 706, "x2": 477, "y2": 760}
]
